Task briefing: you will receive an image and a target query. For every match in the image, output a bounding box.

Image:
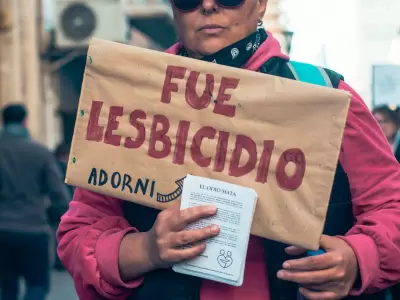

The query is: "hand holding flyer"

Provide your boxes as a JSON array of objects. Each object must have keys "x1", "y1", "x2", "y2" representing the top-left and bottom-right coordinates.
[{"x1": 173, "y1": 175, "x2": 257, "y2": 286}]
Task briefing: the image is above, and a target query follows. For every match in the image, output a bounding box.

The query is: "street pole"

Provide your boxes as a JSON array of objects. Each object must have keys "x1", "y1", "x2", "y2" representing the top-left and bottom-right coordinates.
[
  {"x1": 0, "y1": 0, "x2": 44, "y2": 142},
  {"x1": 20, "y1": 0, "x2": 42, "y2": 141},
  {"x1": 0, "y1": 0, "x2": 15, "y2": 108},
  {"x1": 11, "y1": 0, "x2": 22, "y2": 102}
]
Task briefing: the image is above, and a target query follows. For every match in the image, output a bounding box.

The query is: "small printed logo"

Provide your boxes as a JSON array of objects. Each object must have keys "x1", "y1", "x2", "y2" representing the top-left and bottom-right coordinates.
[
  {"x1": 246, "y1": 42, "x2": 253, "y2": 51},
  {"x1": 217, "y1": 249, "x2": 233, "y2": 268},
  {"x1": 212, "y1": 59, "x2": 217, "y2": 63},
  {"x1": 231, "y1": 48, "x2": 239, "y2": 59},
  {"x1": 253, "y1": 33, "x2": 261, "y2": 51}
]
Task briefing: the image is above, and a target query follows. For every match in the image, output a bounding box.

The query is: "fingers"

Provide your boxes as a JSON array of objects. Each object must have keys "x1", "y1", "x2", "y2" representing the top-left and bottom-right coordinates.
[
  {"x1": 170, "y1": 225, "x2": 220, "y2": 247},
  {"x1": 159, "y1": 242, "x2": 208, "y2": 264},
  {"x1": 277, "y1": 268, "x2": 339, "y2": 285},
  {"x1": 152, "y1": 204, "x2": 220, "y2": 268},
  {"x1": 173, "y1": 205, "x2": 217, "y2": 230},
  {"x1": 285, "y1": 245, "x2": 307, "y2": 256},
  {"x1": 283, "y1": 253, "x2": 338, "y2": 271},
  {"x1": 299, "y1": 287, "x2": 339, "y2": 300}
]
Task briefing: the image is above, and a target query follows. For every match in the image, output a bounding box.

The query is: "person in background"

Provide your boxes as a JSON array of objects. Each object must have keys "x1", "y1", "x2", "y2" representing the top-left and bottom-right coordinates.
[
  {"x1": 372, "y1": 104, "x2": 400, "y2": 300},
  {"x1": 57, "y1": 1, "x2": 400, "y2": 299},
  {"x1": 0, "y1": 104, "x2": 70, "y2": 300},
  {"x1": 54, "y1": 142, "x2": 75, "y2": 198},
  {"x1": 52, "y1": 142, "x2": 74, "y2": 270},
  {"x1": 372, "y1": 105, "x2": 400, "y2": 162}
]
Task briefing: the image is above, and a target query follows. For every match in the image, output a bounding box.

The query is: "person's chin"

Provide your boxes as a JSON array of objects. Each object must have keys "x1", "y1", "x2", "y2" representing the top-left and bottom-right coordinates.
[{"x1": 196, "y1": 38, "x2": 230, "y2": 56}]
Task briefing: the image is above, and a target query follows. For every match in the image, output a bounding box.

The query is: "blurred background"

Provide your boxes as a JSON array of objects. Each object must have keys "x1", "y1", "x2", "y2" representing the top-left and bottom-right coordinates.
[{"x1": 0, "y1": 0, "x2": 399, "y2": 299}]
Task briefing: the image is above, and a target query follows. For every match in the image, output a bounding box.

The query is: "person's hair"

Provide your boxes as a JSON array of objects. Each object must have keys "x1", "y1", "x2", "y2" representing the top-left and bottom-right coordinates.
[
  {"x1": 372, "y1": 105, "x2": 400, "y2": 126},
  {"x1": 55, "y1": 142, "x2": 71, "y2": 159},
  {"x1": 1, "y1": 104, "x2": 27, "y2": 125}
]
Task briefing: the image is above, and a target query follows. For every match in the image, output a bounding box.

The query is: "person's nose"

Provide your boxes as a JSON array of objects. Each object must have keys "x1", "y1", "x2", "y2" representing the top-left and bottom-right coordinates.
[{"x1": 201, "y1": 0, "x2": 219, "y2": 12}]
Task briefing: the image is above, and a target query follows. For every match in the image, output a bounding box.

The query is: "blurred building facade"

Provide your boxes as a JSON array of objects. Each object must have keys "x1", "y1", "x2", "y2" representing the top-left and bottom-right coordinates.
[
  {"x1": 263, "y1": 0, "x2": 288, "y2": 54},
  {"x1": 0, "y1": 0, "x2": 44, "y2": 141}
]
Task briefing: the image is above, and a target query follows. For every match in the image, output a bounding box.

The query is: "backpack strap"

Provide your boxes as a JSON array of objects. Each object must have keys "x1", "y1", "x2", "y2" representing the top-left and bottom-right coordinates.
[
  {"x1": 287, "y1": 61, "x2": 333, "y2": 88},
  {"x1": 258, "y1": 57, "x2": 344, "y2": 89}
]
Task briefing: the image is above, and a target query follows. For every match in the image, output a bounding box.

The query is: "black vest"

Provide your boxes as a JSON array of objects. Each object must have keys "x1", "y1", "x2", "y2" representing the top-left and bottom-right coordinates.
[{"x1": 123, "y1": 58, "x2": 387, "y2": 300}]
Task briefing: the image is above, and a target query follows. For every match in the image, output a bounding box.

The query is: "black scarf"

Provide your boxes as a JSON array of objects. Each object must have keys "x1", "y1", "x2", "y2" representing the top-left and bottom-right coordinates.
[{"x1": 178, "y1": 28, "x2": 267, "y2": 68}]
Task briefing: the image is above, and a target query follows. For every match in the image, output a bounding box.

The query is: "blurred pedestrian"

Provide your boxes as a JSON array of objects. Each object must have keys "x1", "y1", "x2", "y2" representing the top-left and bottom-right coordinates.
[
  {"x1": 0, "y1": 104, "x2": 70, "y2": 300},
  {"x1": 372, "y1": 104, "x2": 400, "y2": 300},
  {"x1": 54, "y1": 142, "x2": 75, "y2": 198},
  {"x1": 372, "y1": 105, "x2": 400, "y2": 162}
]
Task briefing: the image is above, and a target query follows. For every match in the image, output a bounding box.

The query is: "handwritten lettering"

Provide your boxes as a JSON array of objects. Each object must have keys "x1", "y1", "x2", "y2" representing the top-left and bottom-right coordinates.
[
  {"x1": 186, "y1": 71, "x2": 214, "y2": 110},
  {"x1": 255, "y1": 140, "x2": 275, "y2": 184},
  {"x1": 160, "y1": 65, "x2": 238, "y2": 118},
  {"x1": 124, "y1": 110, "x2": 146, "y2": 149},
  {"x1": 276, "y1": 149, "x2": 306, "y2": 191},
  {"x1": 191, "y1": 126, "x2": 217, "y2": 168},
  {"x1": 86, "y1": 101, "x2": 105, "y2": 142},
  {"x1": 213, "y1": 77, "x2": 239, "y2": 118},
  {"x1": 229, "y1": 135, "x2": 257, "y2": 178},
  {"x1": 84, "y1": 64, "x2": 307, "y2": 191},
  {"x1": 161, "y1": 65, "x2": 186, "y2": 104},
  {"x1": 173, "y1": 121, "x2": 190, "y2": 165},
  {"x1": 87, "y1": 168, "x2": 156, "y2": 197},
  {"x1": 148, "y1": 115, "x2": 171, "y2": 159},
  {"x1": 213, "y1": 131, "x2": 229, "y2": 172},
  {"x1": 104, "y1": 106, "x2": 124, "y2": 146},
  {"x1": 88, "y1": 168, "x2": 108, "y2": 186}
]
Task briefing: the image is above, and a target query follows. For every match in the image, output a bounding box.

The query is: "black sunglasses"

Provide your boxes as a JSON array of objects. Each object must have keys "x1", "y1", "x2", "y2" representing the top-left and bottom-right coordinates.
[{"x1": 171, "y1": 0, "x2": 245, "y2": 12}]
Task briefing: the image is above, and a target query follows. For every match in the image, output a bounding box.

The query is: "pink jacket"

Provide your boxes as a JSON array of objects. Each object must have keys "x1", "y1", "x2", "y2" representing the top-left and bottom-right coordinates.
[{"x1": 57, "y1": 32, "x2": 400, "y2": 299}]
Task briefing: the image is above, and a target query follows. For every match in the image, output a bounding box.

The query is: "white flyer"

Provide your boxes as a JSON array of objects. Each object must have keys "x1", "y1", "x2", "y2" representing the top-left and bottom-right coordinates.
[{"x1": 173, "y1": 175, "x2": 258, "y2": 286}]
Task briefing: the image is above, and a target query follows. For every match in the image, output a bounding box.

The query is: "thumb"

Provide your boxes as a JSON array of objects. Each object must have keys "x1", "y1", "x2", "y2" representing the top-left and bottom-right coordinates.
[{"x1": 319, "y1": 234, "x2": 336, "y2": 250}]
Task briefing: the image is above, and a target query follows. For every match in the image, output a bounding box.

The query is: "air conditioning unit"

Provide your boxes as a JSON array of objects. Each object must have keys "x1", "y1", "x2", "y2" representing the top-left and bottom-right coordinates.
[{"x1": 55, "y1": 0, "x2": 126, "y2": 49}]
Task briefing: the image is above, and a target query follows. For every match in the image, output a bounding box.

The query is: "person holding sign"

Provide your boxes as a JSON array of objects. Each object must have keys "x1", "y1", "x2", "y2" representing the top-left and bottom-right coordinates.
[{"x1": 57, "y1": 1, "x2": 400, "y2": 299}]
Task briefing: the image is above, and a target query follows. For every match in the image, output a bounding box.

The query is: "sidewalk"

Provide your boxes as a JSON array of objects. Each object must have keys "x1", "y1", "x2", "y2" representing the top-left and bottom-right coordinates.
[
  {"x1": 0, "y1": 270, "x2": 78, "y2": 300},
  {"x1": 48, "y1": 270, "x2": 78, "y2": 300}
]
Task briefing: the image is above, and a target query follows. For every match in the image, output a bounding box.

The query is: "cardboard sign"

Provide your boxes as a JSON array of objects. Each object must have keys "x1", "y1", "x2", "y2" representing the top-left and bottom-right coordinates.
[{"x1": 66, "y1": 38, "x2": 351, "y2": 250}]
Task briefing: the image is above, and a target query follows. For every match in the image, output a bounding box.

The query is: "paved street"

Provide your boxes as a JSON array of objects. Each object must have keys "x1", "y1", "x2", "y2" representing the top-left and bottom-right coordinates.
[
  {"x1": 0, "y1": 270, "x2": 78, "y2": 300},
  {"x1": 48, "y1": 270, "x2": 78, "y2": 300}
]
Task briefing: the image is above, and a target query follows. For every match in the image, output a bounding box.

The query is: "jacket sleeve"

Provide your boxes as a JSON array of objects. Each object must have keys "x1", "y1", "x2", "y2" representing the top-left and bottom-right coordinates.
[
  {"x1": 57, "y1": 188, "x2": 143, "y2": 299},
  {"x1": 337, "y1": 81, "x2": 400, "y2": 294}
]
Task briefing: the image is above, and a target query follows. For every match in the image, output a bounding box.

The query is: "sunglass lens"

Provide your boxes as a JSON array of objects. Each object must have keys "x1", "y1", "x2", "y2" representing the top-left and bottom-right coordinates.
[
  {"x1": 218, "y1": 0, "x2": 245, "y2": 7},
  {"x1": 172, "y1": 0, "x2": 201, "y2": 11}
]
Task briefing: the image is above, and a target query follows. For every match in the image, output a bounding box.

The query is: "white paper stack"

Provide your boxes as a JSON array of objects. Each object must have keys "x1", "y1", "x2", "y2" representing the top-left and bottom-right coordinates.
[{"x1": 173, "y1": 175, "x2": 258, "y2": 287}]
